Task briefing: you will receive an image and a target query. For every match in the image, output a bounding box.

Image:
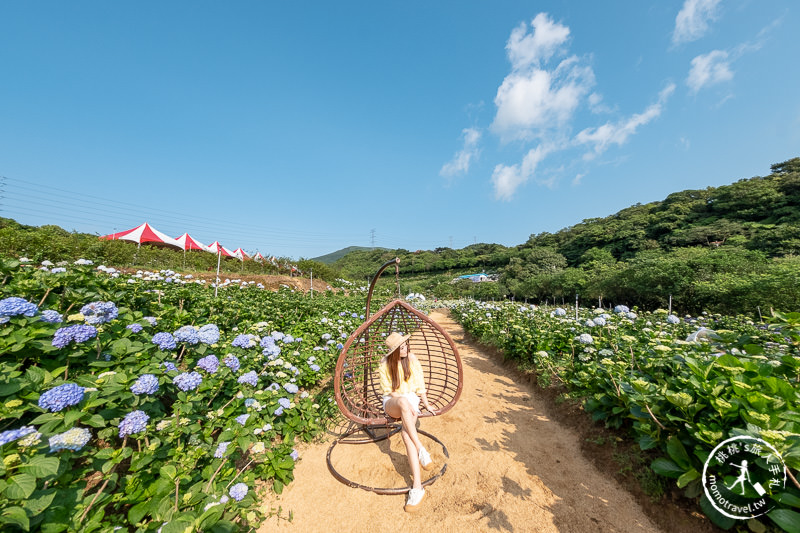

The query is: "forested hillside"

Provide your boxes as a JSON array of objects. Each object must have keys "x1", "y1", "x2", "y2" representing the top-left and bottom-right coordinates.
[{"x1": 335, "y1": 158, "x2": 800, "y2": 313}]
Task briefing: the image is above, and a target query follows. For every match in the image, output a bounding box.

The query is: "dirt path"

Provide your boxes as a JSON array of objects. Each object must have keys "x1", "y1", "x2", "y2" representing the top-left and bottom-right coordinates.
[{"x1": 258, "y1": 311, "x2": 664, "y2": 533}]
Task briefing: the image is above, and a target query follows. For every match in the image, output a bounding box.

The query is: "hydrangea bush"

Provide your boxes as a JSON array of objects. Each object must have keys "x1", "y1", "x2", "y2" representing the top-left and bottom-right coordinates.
[{"x1": 0, "y1": 257, "x2": 362, "y2": 531}]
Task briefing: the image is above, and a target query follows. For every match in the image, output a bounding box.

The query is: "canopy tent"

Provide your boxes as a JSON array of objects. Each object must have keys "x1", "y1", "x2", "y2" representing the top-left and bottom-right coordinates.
[
  {"x1": 174, "y1": 233, "x2": 208, "y2": 251},
  {"x1": 205, "y1": 241, "x2": 234, "y2": 257},
  {"x1": 252, "y1": 252, "x2": 265, "y2": 262},
  {"x1": 99, "y1": 222, "x2": 182, "y2": 249},
  {"x1": 232, "y1": 248, "x2": 251, "y2": 261}
]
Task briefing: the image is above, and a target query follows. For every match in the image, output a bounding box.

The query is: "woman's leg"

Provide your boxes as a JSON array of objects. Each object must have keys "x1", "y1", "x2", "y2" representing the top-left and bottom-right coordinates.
[{"x1": 385, "y1": 396, "x2": 423, "y2": 489}]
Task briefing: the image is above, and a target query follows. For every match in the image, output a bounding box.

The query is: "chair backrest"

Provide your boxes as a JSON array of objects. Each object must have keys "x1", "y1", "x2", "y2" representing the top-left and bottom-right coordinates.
[{"x1": 333, "y1": 299, "x2": 463, "y2": 426}]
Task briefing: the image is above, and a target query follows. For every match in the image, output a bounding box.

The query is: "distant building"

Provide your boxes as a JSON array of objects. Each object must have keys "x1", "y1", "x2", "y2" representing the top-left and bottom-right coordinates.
[{"x1": 455, "y1": 273, "x2": 490, "y2": 283}]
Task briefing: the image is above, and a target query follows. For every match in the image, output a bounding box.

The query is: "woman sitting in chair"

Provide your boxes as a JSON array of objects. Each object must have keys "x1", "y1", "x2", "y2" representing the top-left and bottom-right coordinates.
[{"x1": 379, "y1": 332, "x2": 436, "y2": 512}]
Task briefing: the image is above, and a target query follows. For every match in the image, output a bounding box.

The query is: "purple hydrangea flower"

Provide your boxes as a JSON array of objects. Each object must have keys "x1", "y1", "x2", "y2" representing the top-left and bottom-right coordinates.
[
  {"x1": 214, "y1": 441, "x2": 231, "y2": 458},
  {"x1": 290, "y1": 449, "x2": 299, "y2": 461},
  {"x1": 143, "y1": 316, "x2": 157, "y2": 326},
  {"x1": 235, "y1": 414, "x2": 250, "y2": 426},
  {"x1": 231, "y1": 334, "x2": 252, "y2": 348},
  {"x1": 283, "y1": 383, "x2": 299, "y2": 394},
  {"x1": 196, "y1": 355, "x2": 219, "y2": 374},
  {"x1": 614, "y1": 305, "x2": 630, "y2": 314},
  {"x1": 130, "y1": 374, "x2": 159, "y2": 395},
  {"x1": 273, "y1": 406, "x2": 284, "y2": 416},
  {"x1": 237, "y1": 371, "x2": 258, "y2": 387},
  {"x1": 223, "y1": 354, "x2": 240, "y2": 372},
  {"x1": 173, "y1": 326, "x2": 199, "y2": 344},
  {"x1": 310, "y1": 364, "x2": 320, "y2": 372},
  {"x1": 162, "y1": 361, "x2": 178, "y2": 372},
  {"x1": 173, "y1": 371, "x2": 203, "y2": 391},
  {"x1": 49, "y1": 427, "x2": 91, "y2": 452},
  {"x1": 126, "y1": 323, "x2": 143, "y2": 333},
  {"x1": 40, "y1": 310, "x2": 63, "y2": 323},
  {"x1": 52, "y1": 324, "x2": 98, "y2": 348},
  {"x1": 152, "y1": 332, "x2": 176, "y2": 351},
  {"x1": 284, "y1": 334, "x2": 295, "y2": 343},
  {"x1": 229, "y1": 482, "x2": 248, "y2": 501},
  {"x1": 118, "y1": 410, "x2": 149, "y2": 438},
  {"x1": 0, "y1": 296, "x2": 38, "y2": 317},
  {"x1": 271, "y1": 331, "x2": 285, "y2": 341},
  {"x1": 278, "y1": 397, "x2": 291, "y2": 409},
  {"x1": 267, "y1": 382, "x2": 280, "y2": 391},
  {"x1": 80, "y1": 301, "x2": 119, "y2": 324},
  {"x1": 0, "y1": 426, "x2": 36, "y2": 447},
  {"x1": 38, "y1": 383, "x2": 85, "y2": 412},
  {"x1": 198, "y1": 324, "x2": 220, "y2": 345}
]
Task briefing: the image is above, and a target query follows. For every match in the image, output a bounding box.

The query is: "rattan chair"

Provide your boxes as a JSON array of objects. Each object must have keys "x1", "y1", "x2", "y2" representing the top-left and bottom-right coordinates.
[{"x1": 327, "y1": 258, "x2": 464, "y2": 494}]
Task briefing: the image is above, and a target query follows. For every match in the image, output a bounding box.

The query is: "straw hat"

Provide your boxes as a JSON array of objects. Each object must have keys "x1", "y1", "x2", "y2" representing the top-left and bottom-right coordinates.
[{"x1": 385, "y1": 332, "x2": 411, "y2": 353}]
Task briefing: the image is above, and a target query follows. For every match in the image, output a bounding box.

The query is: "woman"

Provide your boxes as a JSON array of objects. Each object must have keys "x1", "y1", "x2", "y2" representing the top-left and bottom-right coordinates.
[{"x1": 379, "y1": 332, "x2": 436, "y2": 512}]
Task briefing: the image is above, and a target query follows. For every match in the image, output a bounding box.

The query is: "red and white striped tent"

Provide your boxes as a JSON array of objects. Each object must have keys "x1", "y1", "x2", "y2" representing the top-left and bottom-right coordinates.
[
  {"x1": 174, "y1": 233, "x2": 208, "y2": 251},
  {"x1": 232, "y1": 248, "x2": 251, "y2": 261},
  {"x1": 99, "y1": 222, "x2": 182, "y2": 249},
  {"x1": 252, "y1": 252, "x2": 265, "y2": 262},
  {"x1": 205, "y1": 241, "x2": 235, "y2": 257}
]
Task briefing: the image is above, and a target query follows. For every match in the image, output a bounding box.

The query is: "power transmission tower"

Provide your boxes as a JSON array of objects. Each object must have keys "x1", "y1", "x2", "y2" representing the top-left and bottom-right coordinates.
[
  {"x1": 370, "y1": 229, "x2": 375, "y2": 247},
  {"x1": 0, "y1": 176, "x2": 6, "y2": 215}
]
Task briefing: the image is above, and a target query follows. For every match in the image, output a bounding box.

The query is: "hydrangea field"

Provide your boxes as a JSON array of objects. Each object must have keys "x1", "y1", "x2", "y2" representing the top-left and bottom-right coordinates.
[
  {"x1": 449, "y1": 300, "x2": 800, "y2": 531},
  {"x1": 0, "y1": 258, "x2": 369, "y2": 532}
]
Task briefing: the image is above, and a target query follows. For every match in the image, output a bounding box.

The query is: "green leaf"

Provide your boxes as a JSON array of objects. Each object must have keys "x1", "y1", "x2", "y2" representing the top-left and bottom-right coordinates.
[
  {"x1": 22, "y1": 488, "x2": 57, "y2": 515},
  {"x1": 0, "y1": 506, "x2": 30, "y2": 531},
  {"x1": 768, "y1": 509, "x2": 800, "y2": 533},
  {"x1": 127, "y1": 500, "x2": 150, "y2": 525},
  {"x1": 159, "y1": 465, "x2": 177, "y2": 480},
  {"x1": 676, "y1": 468, "x2": 699, "y2": 488},
  {"x1": 21, "y1": 456, "x2": 60, "y2": 478},
  {"x1": 638, "y1": 434, "x2": 658, "y2": 451},
  {"x1": 651, "y1": 458, "x2": 685, "y2": 479},
  {"x1": 666, "y1": 435, "x2": 691, "y2": 470},
  {"x1": 5, "y1": 473, "x2": 37, "y2": 500},
  {"x1": 775, "y1": 492, "x2": 800, "y2": 509},
  {"x1": 699, "y1": 493, "x2": 736, "y2": 529},
  {"x1": 25, "y1": 366, "x2": 47, "y2": 386}
]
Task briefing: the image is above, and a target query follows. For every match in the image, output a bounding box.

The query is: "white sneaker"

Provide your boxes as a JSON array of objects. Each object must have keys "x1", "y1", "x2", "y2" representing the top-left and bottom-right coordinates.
[
  {"x1": 405, "y1": 487, "x2": 425, "y2": 512},
  {"x1": 418, "y1": 447, "x2": 433, "y2": 471}
]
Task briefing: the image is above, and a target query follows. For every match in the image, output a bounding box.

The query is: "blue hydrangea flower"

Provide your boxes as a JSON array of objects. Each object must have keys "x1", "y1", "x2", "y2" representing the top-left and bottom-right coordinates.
[
  {"x1": 126, "y1": 323, "x2": 143, "y2": 333},
  {"x1": 173, "y1": 326, "x2": 200, "y2": 344},
  {"x1": 260, "y1": 336, "x2": 275, "y2": 349},
  {"x1": 310, "y1": 364, "x2": 320, "y2": 372},
  {"x1": 336, "y1": 343, "x2": 343, "y2": 350},
  {"x1": 593, "y1": 317, "x2": 606, "y2": 326},
  {"x1": 267, "y1": 382, "x2": 280, "y2": 391},
  {"x1": 80, "y1": 301, "x2": 119, "y2": 324},
  {"x1": 625, "y1": 311, "x2": 638, "y2": 320},
  {"x1": 231, "y1": 334, "x2": 252, "y2": 348},
  {"x1": 271, "y1": 331, "x2": 285, "y2": 341},
  {"x1": 614, "y1": 305, "x2": 630, "y2": 314},
  {"x1": 196, "y1": 355, "x2": 219, "y2": 374},
  {"x1": 0, "y1": 426, "x2": 36, "y2": 447},
  {"x1": 283, "y1": 383, "x2": 299, "y2": 394},
  {"x1": 244, "y1": 398, "x2": 256, "y2": 407},
  {"x1": 237, "y1": 371, "x2": 258, "y2": 387},
  {"x1": 284, "y1": 334, "x2": 295, "y2": 343},
  {"x1": 290, "y1": 449, "x2": 299, "y2": 461},
  {"x1": 577, "y1": 333, "x2": 594, "y2": 345},
  {"x1": 38, "y1": 383, "x2": 85, "y2": 412},
  {"x1": 278, "y1": 397, "x2": 291, "y2": 409},
  {"x1": 162, "y1": 361, "x2": 178, "y2": 372},
  {"x1": 198, "y1": 324, "x2": 220, "y2": 345},
  {"x1": 130, "y1": 374, "x2": 159, "y2": 395},
  {"x1": 50, "y1": 267, "x2": 67, "y2": 274},
  {"x1": 118, "y1": 410, "x2": 149, "y2": 438},
  {"x1": 143, "y1": 316, "x2": 157, "y2": 326},
  {"x1": 40, "y1": 310, "x2": 63, "y2": 323},
  {"x1": 666, "y1": 314, "x2": 680, "y2": 324},
  {"x1": 49, "y1": 427, "x2": 91, "y2": 452},
  {"x1": 321, "y1": 333, "x2": 331, "y2": 341},
  {"x1": 235, "y1": 414, "x2": 250, "y2": 426},
  {"x1": 52, "y1": 324, "x2": 98, "y2": 348},
  {"x1": 223, "y1": 354, "x2": 240, "y2": 372},
  {"x1": 273, "y1": 406, "x2": 284, "y2": 416},
  {"x1": 152, "y1": 332, "x2": 177, "y2": 351},
  {"x1": 551, "y1": 308, "x2": 567, "y2": 317},
  {"x1": 214, "y1": 441, "x2": 231, "y2": 458},
  {"x1": 173, "y1": 371, "x2": 203, "y2": 392},
  {"x1": 0, "y1": 296, "x2": 38, "y2": 317},
  {"x1": 229, "y1": 482, "x2": 248, "y2": 501}
]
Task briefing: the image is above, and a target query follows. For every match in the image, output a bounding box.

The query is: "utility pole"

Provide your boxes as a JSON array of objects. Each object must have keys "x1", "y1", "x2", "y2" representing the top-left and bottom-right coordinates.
[{"x1": 0, "y1": 176, "x2": 6, "y2": 215}]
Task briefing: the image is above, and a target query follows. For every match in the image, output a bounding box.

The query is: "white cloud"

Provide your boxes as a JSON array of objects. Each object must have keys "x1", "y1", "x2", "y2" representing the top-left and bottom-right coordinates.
[
  {"x1": 686, "y1": 50, "x2": 733, "y2": 93},
  {"x1": 491, "y1": 16, "x2": 595, "y2": 143},
  {"x1": 672, "y1": 0, "x2": 721, "y2": 45},
  {"x1": 575, "y1": 84, "x2": 676, "y2": 158},
  {"x1": 571, "y1": 173, "x2": 586, "y2": 186},
  {"x1": 506, "y1": 13, "x2": 570, "y2": 70},
  {"x1": 440, "y1": 128, "x2": 482, "y2": 177},
  {"x1": 491, "y1": 144, "x2": 554, "y2": 200}
]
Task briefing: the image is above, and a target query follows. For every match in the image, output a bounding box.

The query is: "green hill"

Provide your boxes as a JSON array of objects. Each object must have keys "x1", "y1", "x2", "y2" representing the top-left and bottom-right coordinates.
[{"x1": 310, "y1": 246, "x2": 385, "y2": 264}]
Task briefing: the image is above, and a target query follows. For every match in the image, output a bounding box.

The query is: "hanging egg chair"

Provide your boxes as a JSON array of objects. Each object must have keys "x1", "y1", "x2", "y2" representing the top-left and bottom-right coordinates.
[{"x1": 327, "y1": 258, "x2": 463, "y2": 494}]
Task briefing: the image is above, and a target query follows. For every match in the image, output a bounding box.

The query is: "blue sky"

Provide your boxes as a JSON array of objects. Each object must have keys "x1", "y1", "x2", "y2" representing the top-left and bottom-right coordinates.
[{"x1": 1, "y1": 1, "x2": 798, "y2": 259}]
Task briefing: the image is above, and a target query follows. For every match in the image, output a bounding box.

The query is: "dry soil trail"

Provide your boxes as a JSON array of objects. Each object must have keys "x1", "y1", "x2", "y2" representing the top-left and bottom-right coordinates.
[{"x1": 258, "y1": 310, "x2": 665, "y2": 533}]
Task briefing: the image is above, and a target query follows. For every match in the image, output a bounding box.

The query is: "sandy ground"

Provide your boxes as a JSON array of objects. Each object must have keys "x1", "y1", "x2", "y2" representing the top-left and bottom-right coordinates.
[{"x1": 258, "y1": 310, "x2": 665, "y2": 533}]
